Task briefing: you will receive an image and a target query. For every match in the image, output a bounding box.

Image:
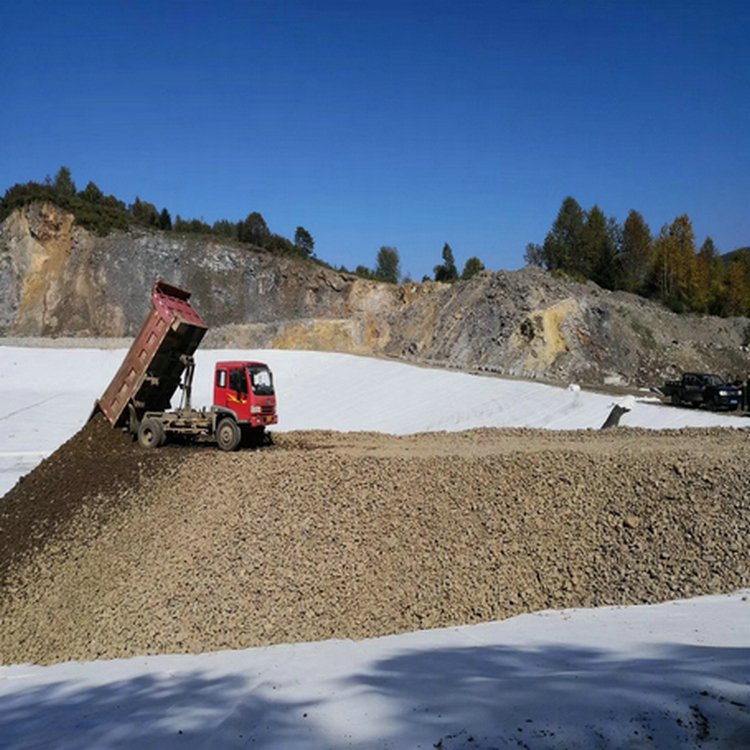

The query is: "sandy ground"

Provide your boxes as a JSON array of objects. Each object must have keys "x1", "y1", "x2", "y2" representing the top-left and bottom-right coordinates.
[{"x1": 2, "y1": 420, "x2": 748, "y2": 665}]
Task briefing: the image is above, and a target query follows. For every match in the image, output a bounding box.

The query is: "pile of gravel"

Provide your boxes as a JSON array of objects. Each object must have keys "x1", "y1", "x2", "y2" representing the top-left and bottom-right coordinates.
[{"x1": 1, "y1": 425, "x2": 749, "y2": 665}]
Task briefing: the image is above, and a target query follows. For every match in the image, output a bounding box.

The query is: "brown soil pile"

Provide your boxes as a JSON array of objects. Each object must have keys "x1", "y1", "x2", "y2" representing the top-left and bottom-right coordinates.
[
  {"x1": 0, "y1": 414, "x2": 179, "y2": 585},
  {"x1": 1, "y1": 425, "x2": 749, "y2": 666}
]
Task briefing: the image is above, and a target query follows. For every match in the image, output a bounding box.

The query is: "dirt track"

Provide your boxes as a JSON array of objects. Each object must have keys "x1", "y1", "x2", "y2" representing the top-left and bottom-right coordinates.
[{"x1": 1, "y1": 419, "x2": 749, "y2": 665}]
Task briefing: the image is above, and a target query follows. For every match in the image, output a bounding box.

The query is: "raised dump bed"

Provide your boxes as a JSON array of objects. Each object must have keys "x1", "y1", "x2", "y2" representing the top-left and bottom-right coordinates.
[{"x1": 97, "y1": 281, "x2": 208, "y2": 430}]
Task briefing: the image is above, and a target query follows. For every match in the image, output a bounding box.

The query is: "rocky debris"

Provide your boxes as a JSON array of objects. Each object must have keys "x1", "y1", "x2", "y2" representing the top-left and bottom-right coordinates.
[
  {"x1": 0, "y1": 414, "x2": 179, "y2": 585},
  {"x1": 1, "y1": 423, "x2": 749, "y2": 666}
]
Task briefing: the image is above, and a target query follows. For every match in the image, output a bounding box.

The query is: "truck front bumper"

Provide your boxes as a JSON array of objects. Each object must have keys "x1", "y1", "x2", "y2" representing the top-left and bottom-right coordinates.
[{"x1": 246, "y1": 414, "x2": 278, "y2": 427}]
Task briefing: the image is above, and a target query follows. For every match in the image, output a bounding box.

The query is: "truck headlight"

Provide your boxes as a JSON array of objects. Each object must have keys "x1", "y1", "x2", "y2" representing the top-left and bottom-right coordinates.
[
  {"x1": 251, "y1": 405, "x2": 261, "y2": 413},
  {"x1": 718, "y1": 390, "x2": 728, "y2": 396}
]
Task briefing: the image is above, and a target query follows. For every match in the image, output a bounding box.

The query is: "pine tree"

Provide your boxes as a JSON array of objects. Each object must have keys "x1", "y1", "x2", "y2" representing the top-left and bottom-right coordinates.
[
  {"x1": 581, "y1": 205, "x2": 618, "y2": 289},
  {"x1": 434, "y1": 243, "x2": 459, "y2": 282},
  {"x1": 159, "y1": 208, "x2": 172, "y2": 231},
  {"x1": 53, "y1": 166, "x2": 76, "y2": 197},
  {"x1": 374, "y1": 246, "x2": 400, "y2": 283},
  {"x1": 620, "y1": 210, "x2": 652, "y2": 293},
  {"x1": 294, "y1": 226, "x2": 315, "y2": 256},
  {"x1": 79, "y1": 181, "x2": 104, "y2": 203},
  {"x1": 542, "y1": 197, "x2": 585, "y2": 275}
]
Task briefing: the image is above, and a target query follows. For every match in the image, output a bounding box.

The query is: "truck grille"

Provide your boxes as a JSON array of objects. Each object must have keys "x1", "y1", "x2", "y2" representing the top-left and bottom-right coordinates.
[{"x1": 261, "y1": 405, "x2": 274, "y2": 415}]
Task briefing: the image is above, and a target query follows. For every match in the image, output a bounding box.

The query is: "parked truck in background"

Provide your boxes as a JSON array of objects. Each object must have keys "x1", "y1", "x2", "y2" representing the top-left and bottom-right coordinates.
[
  {"x1": 659, "y1": 372, "x2": 741, "y2": 411},
  {"x1": 94, "y1": 281, "x2": 277, "y2": 450}
]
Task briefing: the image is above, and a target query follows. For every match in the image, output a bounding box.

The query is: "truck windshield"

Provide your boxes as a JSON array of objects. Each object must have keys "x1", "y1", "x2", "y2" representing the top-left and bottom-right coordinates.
[
  {"x1": 247, "y1": 366, "x2": 274, "y2": 396},
  {"x1": 705, "y1": 374, "x2": 725, "y2": 386}
]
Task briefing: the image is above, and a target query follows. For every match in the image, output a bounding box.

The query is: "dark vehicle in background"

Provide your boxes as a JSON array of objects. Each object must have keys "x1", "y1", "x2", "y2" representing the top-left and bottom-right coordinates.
[{"x1": 659, "y1": 373, "x2": 741, "y2": 411}]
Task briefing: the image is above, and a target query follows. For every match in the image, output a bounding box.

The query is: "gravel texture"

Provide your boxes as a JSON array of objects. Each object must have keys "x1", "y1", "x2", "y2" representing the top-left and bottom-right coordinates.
[{"x1": 1, "y1": 421, "x2": 749, "y2": 666}]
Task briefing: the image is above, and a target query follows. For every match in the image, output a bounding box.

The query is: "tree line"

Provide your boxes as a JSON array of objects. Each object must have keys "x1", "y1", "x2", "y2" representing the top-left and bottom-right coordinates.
[
  {"x1": 354, "y1": 242, "x2": 485, "y2": 284},
  {"x1": 8, "y1": 171, "x2": 743, "y2": 313},
  {"x1": 525, "y1": 196, "x2": 750, "y2": 317},
  {"x1": 1, "y1": 167, "x2": 488, "y2": 286},
  {"x1": 0, "y1": 167, "x2": 316, "y2": 261}
]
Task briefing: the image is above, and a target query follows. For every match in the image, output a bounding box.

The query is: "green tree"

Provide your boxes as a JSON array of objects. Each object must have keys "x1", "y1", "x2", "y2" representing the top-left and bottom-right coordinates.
[
  {"x1": 239, "y1": 211, "x2": 270, "y2": 246},
  {"x1": 79, "y1": 181, "x2": 104, "y2": 203},
  {"x1": 434, "y1": 243, "x2": 459, "y2": 282},
  {"x1": 101, "y1": 194, "x2": 126, "y2": 211},
  {"x1": 693, "y1": 237, "x2": 721, "y2": 312},
  {"x1": 159, "y1": 208, "x2": 172, "y2": 231},
  {"x1": 461, "y1": 256, "x2": 485, "y2": 280},
  {"x1": 266, "y1": 233, "x2": 295, "y2": 254},
  {"x1": 294, "y1": 226, "x2": 315, "y2": 257},
  {"x1": 130, "y1": 197, "x2": 159, "y2": 226},
  {"x1": 542, "y1": 196, "x2": 586, "y2": 275},
  {"x1": 374, "y1": 246, "x2": 401, "y2": 283},
  {"x1": 579, "y1": 204, "x2": 605, "y2": 279},
  {"x1": 581, "y1": 206, "x2": 619, "y2": 289},
  {"x1": 174, "y1": 215, "x2": 211, "y2": 233},
  {"x1": 212, "y1": 219, "x2": 237, "y2": 238},
  {"x1": 619, "y1": 210, "x2": 652, "y2": 293},
  {"x1": 53, "y1": 166, "x2": 76, "y2": 197}
]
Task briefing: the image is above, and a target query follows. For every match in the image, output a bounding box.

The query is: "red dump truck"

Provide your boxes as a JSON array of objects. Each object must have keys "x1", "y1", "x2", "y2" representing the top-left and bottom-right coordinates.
[{"x1": 95, "y1": 281, "x2": 277, "y2": 450}]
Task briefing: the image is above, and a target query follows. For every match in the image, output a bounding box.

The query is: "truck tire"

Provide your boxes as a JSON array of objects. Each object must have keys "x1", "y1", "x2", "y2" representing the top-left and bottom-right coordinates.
[
  {"x1": 217, "y1": 418, "x2": 241, "y2": 452},
  {"x1": 138, "y1": 418, "x2": 165, "y2": 449},
  {"x1": 671, "y1": 393, "x2": 680, "y2": 406}
]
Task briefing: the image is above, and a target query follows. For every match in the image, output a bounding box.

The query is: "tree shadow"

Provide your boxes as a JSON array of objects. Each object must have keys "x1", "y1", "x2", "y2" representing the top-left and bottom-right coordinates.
[
  {"x1": 345, "y1": 642, "x2": 750, "y2": 749},
  {"x1": 0, "y1": 668, "x2": 312, "y2": 750},
  {"x1": 2, "y1": 641, "x2": 749, "y2": 749}
]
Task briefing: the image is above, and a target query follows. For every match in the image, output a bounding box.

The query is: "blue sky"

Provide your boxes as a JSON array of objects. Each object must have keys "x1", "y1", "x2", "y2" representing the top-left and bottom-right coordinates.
[{"x1": 2, "y1": 1, "x2": 748, "y2": 279}]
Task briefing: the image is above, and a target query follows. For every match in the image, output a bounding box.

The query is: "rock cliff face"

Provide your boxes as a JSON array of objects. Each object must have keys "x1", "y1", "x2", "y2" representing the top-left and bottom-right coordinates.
[
  {"x1": 2, "y1": 202, "x2": 749, "y2": 387},
  {"x1": 0, "y1": 202, "x2": 359, "y2": 337}
]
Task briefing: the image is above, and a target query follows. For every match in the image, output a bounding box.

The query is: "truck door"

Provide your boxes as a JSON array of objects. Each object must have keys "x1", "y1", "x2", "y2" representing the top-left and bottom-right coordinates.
[
  {"x1": 214, "y1": 367, "x2": 227, "y2": 408},
  {"x1": 684, "y1": 374, "x2": 699, "y2": 402},
  {"x1": 227, "y1": 367, "x2": 250, "y2": 419}
]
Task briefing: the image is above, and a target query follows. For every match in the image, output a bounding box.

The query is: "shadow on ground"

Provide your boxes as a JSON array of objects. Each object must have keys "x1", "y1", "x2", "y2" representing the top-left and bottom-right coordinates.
[
  {"x1": 1, "y1": 642, "x2": 748, "y2": 749},
  {"x1": 0, "y1": 669, "x2": 311, "y2": 750},
  {"x1": 347, "y1": 641, "x2": 750, "y2": 749}
]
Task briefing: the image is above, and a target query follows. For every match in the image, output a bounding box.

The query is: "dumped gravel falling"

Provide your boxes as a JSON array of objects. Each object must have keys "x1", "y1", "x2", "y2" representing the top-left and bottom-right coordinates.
[{"x1": 1, "y1": 422, "x2": 749, "y2": 665}]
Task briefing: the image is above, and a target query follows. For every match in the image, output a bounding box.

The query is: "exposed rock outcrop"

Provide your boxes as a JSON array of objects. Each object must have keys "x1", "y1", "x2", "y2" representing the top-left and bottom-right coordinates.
[
  {"x1": 0, "y1": 201, "x2": 362, "y2": 336},
  {"x1": 2, "y1": 202, "x2": 749, "y2": 387}
]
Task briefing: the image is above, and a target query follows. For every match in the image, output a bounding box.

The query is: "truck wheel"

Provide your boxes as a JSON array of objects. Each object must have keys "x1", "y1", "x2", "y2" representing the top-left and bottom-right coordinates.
[
  {"x1": 138, "y1": 418, "x2": 165, "y2": 449},
  {"x1": 671, "y1": 393, "x2": 680, "y2": 406},
  {"x1": 217, "y1": 418, "x2": 241, "y2": 452}
]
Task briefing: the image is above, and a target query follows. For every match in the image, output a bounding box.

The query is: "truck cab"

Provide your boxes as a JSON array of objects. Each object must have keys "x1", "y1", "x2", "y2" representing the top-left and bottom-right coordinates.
[{"x1": 214, "y1": 361, "x2": 278, "y2": 428}]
